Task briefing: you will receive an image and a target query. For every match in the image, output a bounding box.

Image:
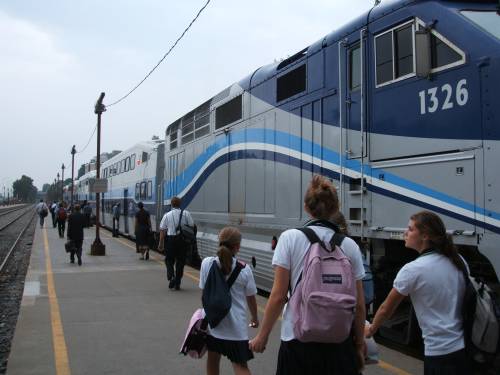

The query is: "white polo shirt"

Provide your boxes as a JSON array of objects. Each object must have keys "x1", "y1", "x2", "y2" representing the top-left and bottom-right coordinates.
[
  {"x1": 394, "y1": 252, "x2": 466, "y2": 356},
  {"x1": 159, "y1": 208, "x2": 194, "y2": 236},
  {"x1": 272, "y1": 226, "x2": 366, "y2": 341},
  {"x1": 199, "y1": 256, "x2": 257, "y2": 340}
]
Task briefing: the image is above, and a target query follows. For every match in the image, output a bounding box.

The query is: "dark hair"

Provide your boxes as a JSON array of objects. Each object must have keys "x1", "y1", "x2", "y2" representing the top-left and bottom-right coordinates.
[
  {"x1": 137, "y1": 202, "x2": 144, "y2": 209},
  {"x1": 74, "y1": 204, "x2": 81, "y2": 212},
  {"x1": 304, "y1": 175, "x2": 339, "y2": 220},
  {"x1": 217, "y1": 227, "x2": 242, "y2": 275},
  {"x1": 332, "y1": 211, "x2": 349, "y2": 235},
  {"x1": 171, "y1": 196, "x2": 181, "y2": 208},
  {"x1": 410, "y1": 211, "x2": 465, "y2": 272}
]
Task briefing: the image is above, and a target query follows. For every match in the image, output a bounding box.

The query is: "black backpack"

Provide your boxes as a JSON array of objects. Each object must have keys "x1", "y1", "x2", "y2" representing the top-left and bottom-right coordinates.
[{"x1": 202, "y1": 259, "x2": 244, "y2": 329}]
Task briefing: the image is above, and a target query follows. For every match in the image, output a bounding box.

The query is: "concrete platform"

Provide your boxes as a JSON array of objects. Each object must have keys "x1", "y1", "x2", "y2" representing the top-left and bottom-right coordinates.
[{"x1": 7, "y1": 224, "x2": 423, "y2": 374}]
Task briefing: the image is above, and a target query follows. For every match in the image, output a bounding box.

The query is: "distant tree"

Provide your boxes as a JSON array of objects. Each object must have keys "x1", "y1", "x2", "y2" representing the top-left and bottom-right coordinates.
[
  {"x1": 42, "y1": 183, "x2": 51, "y2": 192},
  {"x1": 13, "y1": 175, "x2": 38, "y2": 202},
  {"x1": 64, "y1": 178, "x2": 72, "y2": 185}
]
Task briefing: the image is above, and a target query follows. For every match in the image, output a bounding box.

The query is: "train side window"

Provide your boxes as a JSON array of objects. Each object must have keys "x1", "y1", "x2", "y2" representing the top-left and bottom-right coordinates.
[
  {"x1": 142, "y1": 152, "x2": 148, "y2": 163},
  {"x1": 375, "y1": 20, "x2": 415, "y2": 87},
  {"x1": 135, "y1": 183, "x2": 140, "y2": 200},
  {"x1": 140, "y1": 182, "x2": 147, "y2": 200},
  {"x1": 131, "y1": 154, "x2": 136, "y2": 170},
  {"x1": 277, "y1": 64, "x2": 306, "y2": 102},
  {"x1": 349, "y1": 45, "x2": 361, "y2": 91},
  {"x1": 119, "y1": 160, "x2": 124, "y2": 174},
  {"x1": 147, "y1": 181, "x2": 152, "y2": 199},
  {"x1": 124, "y1": 157, "x2": 130, "y2": 172},
  {"x1": 215, "y1": 95, "x2": 242, "y2": 129}
]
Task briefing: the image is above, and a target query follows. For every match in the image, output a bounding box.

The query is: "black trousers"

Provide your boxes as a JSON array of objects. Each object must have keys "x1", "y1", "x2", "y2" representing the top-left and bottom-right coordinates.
[
  {"x1": 165, "y1": 236, "x2": 187, "y2": 287},
  {"x1": 51, "y1": 212, "x2": 57, "y2": 227},
  {"x1": 112, "y1": 217, "x2": 119, "y2": 236},
  {"x1": 70, "y1": 240, "x2": 83, "y2": 262},
  {"x1": 57, "y1": 219, "x2": 66, "y2": 237},
  {"x1": 424, "y1": 348, "x2": 470, "y2": 375}
]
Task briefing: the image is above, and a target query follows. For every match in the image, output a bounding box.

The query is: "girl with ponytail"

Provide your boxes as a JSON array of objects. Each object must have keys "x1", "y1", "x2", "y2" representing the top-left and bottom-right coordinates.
[
  {"x1": 199, "y1": 227, "x2": 259, "y2": 375},
  {"x1": 366, "y1": 211, "x2": 470, "y2": 374}
]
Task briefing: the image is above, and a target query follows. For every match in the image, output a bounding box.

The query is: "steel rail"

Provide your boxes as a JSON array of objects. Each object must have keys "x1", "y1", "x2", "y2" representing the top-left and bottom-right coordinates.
[
  {"x1": 0, "y1": 211, "x2": 36, "y2": 274},
  {"x1": 0, "y1": 207, "x2": 33, "y2": 232}
]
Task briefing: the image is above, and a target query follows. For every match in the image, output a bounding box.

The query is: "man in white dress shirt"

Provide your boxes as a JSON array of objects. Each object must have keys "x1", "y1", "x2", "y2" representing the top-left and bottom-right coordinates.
[{"x1": 158, "y1": 196, "x2": 194, "y2": 290}]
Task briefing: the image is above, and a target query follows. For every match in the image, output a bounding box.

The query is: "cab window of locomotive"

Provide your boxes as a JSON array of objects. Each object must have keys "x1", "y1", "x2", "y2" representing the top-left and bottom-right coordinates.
[
  {"x1": 131, "y1": 154, "x2": 136, "y2": 170},
  {"x1": 215, "y1": 95, "x2": 242, "y2": 129},
  {"x1": 375, "y1": 31, "x2": 393, "y2": 85},
  {"x1": 140, "y1": 182, "x2": 147, "y2": 200},
  {"x1": 395, "y1": 24, "x2": 414, "y2": 77},
  {"x1": 461, "y1": 11, "x2": 500, "y2": 41},
  {"x1": 349, "y1": 45, "x2": 361, "y2": 91},
  {"x1": 277, "y1": 64, "x2": 306, "y2": 102},
  {"x1": 147, "y1": 181, "x2": 152, "y2": 199},
  {"x1": 124, "y1": 157, "x2": 130, "y2": 172},
  {"x1": 430, "y1": 33, "x2": 462, "y2": 69},
  {"x1": 142, "y1": 152, "x2": 148, "y2": 163}
]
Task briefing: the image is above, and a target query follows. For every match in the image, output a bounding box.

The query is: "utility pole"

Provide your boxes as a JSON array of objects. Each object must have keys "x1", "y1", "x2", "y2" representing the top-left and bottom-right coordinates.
[
  {"x1": 71, "y1": 145, "x2": 76, "y2": 208},
  {"x1": 57, "y1": 173, "x2": 60, "y2": 202},
  {"x1": 91, "y1": 92, "x2": 106, "y2": 256},
  {"x1": 61, "y1": 163, "x2": 65, "y2": 202}
]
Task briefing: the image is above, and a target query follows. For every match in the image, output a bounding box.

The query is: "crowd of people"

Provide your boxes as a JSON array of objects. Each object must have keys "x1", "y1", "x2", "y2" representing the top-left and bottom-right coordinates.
[{"x1": 35, "y1": 173, "x2": 477, "y2": 374}]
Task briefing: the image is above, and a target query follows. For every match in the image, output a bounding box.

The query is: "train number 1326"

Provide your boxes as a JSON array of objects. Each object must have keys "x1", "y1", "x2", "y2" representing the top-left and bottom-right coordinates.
[{"x1": 418, "y1": 79, "x2": 469, "y2": 115}]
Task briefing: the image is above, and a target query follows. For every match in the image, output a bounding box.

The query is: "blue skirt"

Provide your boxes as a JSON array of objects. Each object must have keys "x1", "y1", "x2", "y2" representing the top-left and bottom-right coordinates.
[{"x1": 206, "y1": 335, "x2": 254, "y2": 364}]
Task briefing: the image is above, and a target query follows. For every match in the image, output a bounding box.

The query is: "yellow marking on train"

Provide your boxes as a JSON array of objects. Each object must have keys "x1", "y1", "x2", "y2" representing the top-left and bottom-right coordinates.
[
  {"x1": 43, "y1": 228, "x2": 71, "y2": 375},
  {"x1": 104, "y1": 232, "x2": 415, "y2": 375}
]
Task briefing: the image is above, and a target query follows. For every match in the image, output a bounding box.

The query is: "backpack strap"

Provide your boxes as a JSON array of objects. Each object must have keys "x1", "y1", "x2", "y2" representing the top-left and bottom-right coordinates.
[
  {"x1": 226, "y1": 261, "x2": 245, "y2": 289},
  {"x1": 296, "y1": 227, "x2": 322, "y2": 245},
  {"x1": 330, "y1": 232, "x2": 345, "y2": 250},
  {"x1": 176, "y1": 209, "x2": 184, "y2": 234}
]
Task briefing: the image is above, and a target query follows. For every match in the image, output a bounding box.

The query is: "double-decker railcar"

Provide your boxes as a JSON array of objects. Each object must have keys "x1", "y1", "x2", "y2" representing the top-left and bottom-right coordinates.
[{"x1": 163, "y1": 0, "x2": 500, "y2": 346}]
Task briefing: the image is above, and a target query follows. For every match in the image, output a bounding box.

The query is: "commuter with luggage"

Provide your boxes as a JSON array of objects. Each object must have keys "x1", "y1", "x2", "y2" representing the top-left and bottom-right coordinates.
[
  {"x1": 199, "y1": 226, "x2": 259, "y2": 375},
  {"x1": 67, "y1": 204, "x2": 85, "y2": 266},
  {"x1": 249, "y1": 175, "x2": 367, "y2": 374},
  {"x1": 158, "y1": 197, "x2": 194, "y2": 290},
  {"x1": 365, "y1": 211, "x2": 470, "y2": 375},
  {"x1": 135, "y1": 202, "x2": 152, "y2": 260},
  {"x1": 50, "y1": 201, "x2": 58, "y2": 227},
  {"x1": 35, "y1": 199, "x2": 49, "y2": 228}
]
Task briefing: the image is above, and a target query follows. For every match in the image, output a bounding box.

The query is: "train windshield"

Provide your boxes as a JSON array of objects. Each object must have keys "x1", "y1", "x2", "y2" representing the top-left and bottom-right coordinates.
[{"x1": 461, "y1": 11, "x2": 500, "y2": 40}]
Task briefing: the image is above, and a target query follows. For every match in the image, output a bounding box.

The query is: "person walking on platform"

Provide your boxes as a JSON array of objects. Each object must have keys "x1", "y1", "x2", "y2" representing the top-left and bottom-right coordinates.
[
  {"x1": 200, "y1": 227, "x2": 259, "y2": 375},
  {"x1": 50, "y1": 201, "x2": 58, "y2": 227},
  {"x1": 135, "y1": 202, "x2": 152, "y2": 260},
  {"x1": 249, "y1": 175, "x2": 366, "y2": 375},
  {"x1": 366, "y1": 211, "x2": 470, "y2": 375},
  {"x1": 56, "y1": 202, "x2": 68, "y2": 238},
  {"x1": 67, "y1": 204, "x2": 85, "y2": 266},
  {"x1": 112, "y1": 202, "x2": 121, "y2": 237},
  {"x1": 82, "y1": 200, "x2": 92, "y2": 227},
  {"x1": 35, "y1": 199, "x2": 49, "y2": 228},
  {"x1": 158, "y1": 196, "x2": 194, "y2": 290}
]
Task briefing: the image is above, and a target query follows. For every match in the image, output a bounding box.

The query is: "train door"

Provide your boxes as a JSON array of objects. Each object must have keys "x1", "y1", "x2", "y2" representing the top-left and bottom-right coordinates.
[
  {"x1": 123, "y1": 188, "x2": 129, "y2": 234},
  {"x1": 340, "y1": 29, "x2": 369, "y2": 236}
]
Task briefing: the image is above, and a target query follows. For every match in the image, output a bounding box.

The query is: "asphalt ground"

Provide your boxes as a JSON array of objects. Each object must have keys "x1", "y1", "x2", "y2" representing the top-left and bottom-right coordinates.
[{"x1": 7, "y1": 224, "x2": 423, "y2": 374}]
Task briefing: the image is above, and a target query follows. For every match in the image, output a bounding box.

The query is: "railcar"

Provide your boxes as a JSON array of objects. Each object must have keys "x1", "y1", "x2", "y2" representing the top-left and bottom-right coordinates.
[
  {"x1": 99, "y1": 140, "x2": 165, "y2": 238},
  {"x1": 74, "y1": 170, "x2": 96, "y2": 207},
  {"x1": 162, "y1": 0, "x2": 500, "y2": 347}
]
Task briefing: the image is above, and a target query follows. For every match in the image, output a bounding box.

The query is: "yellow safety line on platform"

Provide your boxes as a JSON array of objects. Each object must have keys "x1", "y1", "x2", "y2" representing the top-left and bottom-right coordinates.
[
  {"x1": 43, "y1": 228, "x2": 71, "y2": 375},
  {"x1": 104, "y1": 232, "x2": 414, "y2": 375}
]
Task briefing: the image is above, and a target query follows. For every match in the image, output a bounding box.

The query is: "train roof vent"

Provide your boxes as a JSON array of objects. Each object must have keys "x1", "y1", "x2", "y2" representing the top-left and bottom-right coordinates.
[
  {"x1": 277, "y1": 48, "x2": 307, "y2": 70},
  {"x1": 212, "y1": 86, "x2": 231, "y2": 104}
]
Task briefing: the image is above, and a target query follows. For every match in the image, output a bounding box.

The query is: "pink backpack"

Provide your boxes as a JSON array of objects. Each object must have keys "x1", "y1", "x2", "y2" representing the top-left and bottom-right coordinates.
[
  {"x1": 180, "y1": 308, "x2": 208, "y2": 359},
  {"x1": 289, "y1": 227, "x2": 357, "y2": 343}
]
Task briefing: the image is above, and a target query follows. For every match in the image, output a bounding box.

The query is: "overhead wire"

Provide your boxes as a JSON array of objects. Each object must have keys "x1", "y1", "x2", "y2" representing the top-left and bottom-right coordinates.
[
  {"x1": 76, "y1": 124, "x2": 97, "y2": 154},
  {"x1": 106, "y1": 0, "x2": 212, "y2": 108}
]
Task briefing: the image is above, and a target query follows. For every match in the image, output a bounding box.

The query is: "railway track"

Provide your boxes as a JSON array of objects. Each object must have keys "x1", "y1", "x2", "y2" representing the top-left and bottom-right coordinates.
[{"x1": 0, "y1": 205, "x2": 28, "y2": 219}]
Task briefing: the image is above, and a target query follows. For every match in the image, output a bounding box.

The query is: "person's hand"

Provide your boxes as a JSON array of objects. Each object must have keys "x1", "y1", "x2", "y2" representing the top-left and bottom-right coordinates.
[
  {"x1": 365, "y1": 323, "x2": 375, "y2": 338},
  {"x1": 157, "y1": 244, "x2": 164, "y2": 252},
  {"x1": 248, "y1": 318, "x2": 259, "y2": 328},
  {"x1": 249, "y1": 333, "x2": 268, "y2": 353}
]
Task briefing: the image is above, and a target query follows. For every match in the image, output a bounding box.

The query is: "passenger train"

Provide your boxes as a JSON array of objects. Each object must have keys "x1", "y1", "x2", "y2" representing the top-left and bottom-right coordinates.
[{"x1": 74, "y1": 0, "x2": 499, "y2": 348}]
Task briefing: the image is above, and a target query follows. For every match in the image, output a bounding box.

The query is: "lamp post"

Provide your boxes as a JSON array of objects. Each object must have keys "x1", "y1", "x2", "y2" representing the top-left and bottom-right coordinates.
[
  {"x1": 91, "y1": 92, "x2": 106, "y2": 256},
  {"x1": 61, "y1": 163, "x2": 65, "y2": 202},
  {"x1": 57, "y1": 173, "x2": 60, "y2": 203},
  {"x1": 71, "y1": 145, "x2": 76, "y2": 208}
]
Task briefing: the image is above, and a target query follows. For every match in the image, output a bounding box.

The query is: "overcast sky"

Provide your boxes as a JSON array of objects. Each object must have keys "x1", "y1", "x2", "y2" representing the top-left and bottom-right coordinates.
[{"x1": 0, "y1": 0, "x2": 373, "y2": 191}]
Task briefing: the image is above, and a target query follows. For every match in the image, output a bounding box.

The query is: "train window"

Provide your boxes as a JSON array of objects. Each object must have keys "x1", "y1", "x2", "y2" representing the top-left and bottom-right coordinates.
[
  {"x1": 140, "y1": 182, "x2": 147, "y2": 200},
  {"x1": 375, "y1": 21, "x2": 415, "y2": 87},
  {"x1": 135, "y1": 183, "x2": 140, "y2": 200},
  {"x1": 430, "y1": 33, "x2": 461, "y2": 69},
  {"x1": 215, "y1": 95, "x2": 242, "y2": 129},
  {"x1": 277, "y1": 64, "x2": 306, "y2": 102},
  {"x1": 142, "y1": 152, "x2": 148, "y2": 163},
  {"x1": 462, "y1": 11, "x2": 500, "y2": 41},
  {"x1": 349, "y1": 45, "x2": 361, "y2": 91},
  {"x1": 124, "y1": 157, "x2": 130, "y2": 172},
  {"x1": 170, "y1": 132, "x2": 178, "y2": 150},
  {"x1": 147, "y1": 181, "x2": 152, "y2": 199},
  {"x1": 131, "y1": 154, "x2": 136, "y2": 170},
  {"x1": 119, "y1": 160, "x2": 124, "y2": 174}
]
